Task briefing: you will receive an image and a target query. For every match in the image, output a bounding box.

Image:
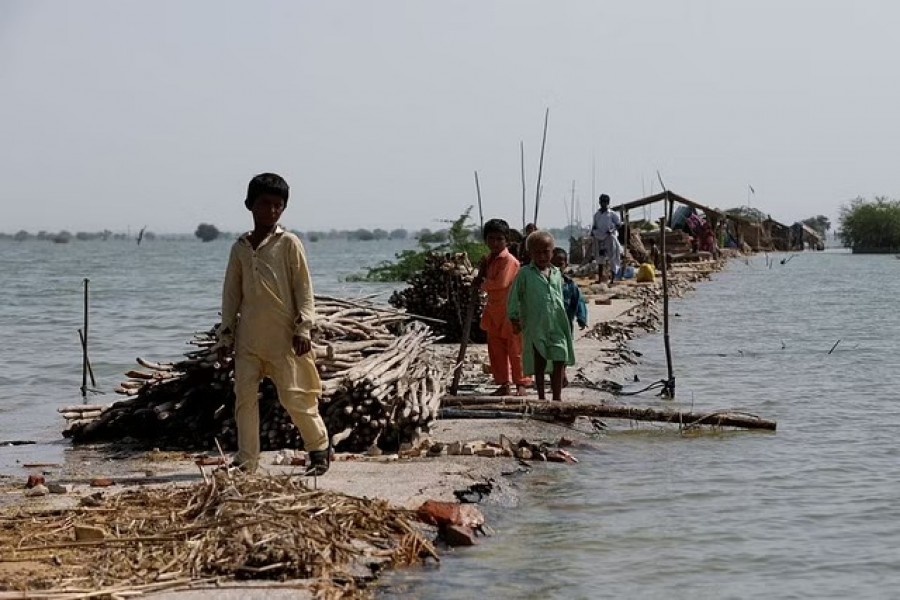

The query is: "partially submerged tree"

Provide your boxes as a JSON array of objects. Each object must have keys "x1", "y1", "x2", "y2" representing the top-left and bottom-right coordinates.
[
  {"x1": 194, "y1": 223, "x2": 220, "y2": 242},
  {"x1": 839, "y1": 196, "x2": 900, "y2": 253},
  {"x1": 801, "y1": 215, "x2": 832, "y2": 236}
]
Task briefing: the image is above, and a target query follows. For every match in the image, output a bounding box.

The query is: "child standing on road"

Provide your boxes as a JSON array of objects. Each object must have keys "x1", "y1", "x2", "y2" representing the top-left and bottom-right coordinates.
[
  {"x1": 509, "y1": 231, "x2": 575, "y2": 401},
  {"x1": 218, "y1": 173, "x2": 331, "y2": 475},
  {"x1": 474, "y1": 218, "x2": 529, "y2": 397},
  {"x1": 551, "y1": 248, "x2": 588, "y2": 333}
]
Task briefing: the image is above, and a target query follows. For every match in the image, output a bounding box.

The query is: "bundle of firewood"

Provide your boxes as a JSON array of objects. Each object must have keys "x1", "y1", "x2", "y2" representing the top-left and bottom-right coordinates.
[
  {"x1": 323, "y1": 326, "x2": 445, "y2": 451},
  {"x1": 62, "y1": 297, "x2": 447, "y2": 453},
  {"x1": 388, "y1": 252, "x2": 485, "y2": 344}
]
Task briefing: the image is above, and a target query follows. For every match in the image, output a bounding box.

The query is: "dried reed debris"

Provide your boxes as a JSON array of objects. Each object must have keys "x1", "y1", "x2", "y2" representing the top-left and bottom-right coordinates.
[{"x1": 0, "y1": 472, "x2": 437, "y2": 598}]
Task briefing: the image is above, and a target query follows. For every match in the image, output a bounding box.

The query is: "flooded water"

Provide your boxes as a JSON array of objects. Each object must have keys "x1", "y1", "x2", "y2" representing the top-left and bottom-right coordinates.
[
  {"x1": 0, "y1": 237, "x2": 406, "y2": 471},
  {"x1": 3, "y1": 242, "x2": 898, "y2": 598},
  {"x1": 384, "y1": 251, "x2": 900, "y2": 599}
]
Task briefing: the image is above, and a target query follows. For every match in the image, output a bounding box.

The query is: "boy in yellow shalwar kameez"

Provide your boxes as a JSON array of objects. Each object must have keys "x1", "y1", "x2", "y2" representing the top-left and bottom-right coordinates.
[
  {"x1": 508, "y1": 231, "x2": 575, "y2": 401},
  {"x1": 217, "y1": 173, "x2": 330, "y2": 475}
]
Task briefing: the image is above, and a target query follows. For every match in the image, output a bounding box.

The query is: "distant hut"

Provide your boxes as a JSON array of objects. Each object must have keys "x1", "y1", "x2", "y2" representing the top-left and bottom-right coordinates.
[
  {"x1": 612, "y1": 191, "x2": 729, "y2": 264},
  {"x1": 790, "y1": 222, "x2": 825, "y2": 251},
  {"x1": 763, "y1": 218, "x2": 792, "y2": 251}
]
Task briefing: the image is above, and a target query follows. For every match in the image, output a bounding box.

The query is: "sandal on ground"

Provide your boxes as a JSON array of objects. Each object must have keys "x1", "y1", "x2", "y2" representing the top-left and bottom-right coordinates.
[{"x1": 304, "y1": 445, "x2": 332, "y2": 477}]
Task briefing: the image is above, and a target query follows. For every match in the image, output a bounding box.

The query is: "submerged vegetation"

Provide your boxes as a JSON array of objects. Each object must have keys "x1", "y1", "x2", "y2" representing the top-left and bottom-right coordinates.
[
  {"x1": 839, "y1": 196, "x2": 900, "y2": 253},
  {"x1": 194, "y1": 223, "x2": 221, "y2": 242}
]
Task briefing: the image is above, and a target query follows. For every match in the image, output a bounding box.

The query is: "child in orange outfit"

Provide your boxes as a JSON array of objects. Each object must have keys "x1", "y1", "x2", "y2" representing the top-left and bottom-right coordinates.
[{"x1": 474, "y1": 219, "x2": 529, "y2": 397}]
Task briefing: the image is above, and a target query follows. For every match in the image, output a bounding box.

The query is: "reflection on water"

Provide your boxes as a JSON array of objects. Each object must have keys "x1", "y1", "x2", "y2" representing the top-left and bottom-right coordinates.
[{"x1": 384, "y1": 252, "x2": 900, "y2": 599}]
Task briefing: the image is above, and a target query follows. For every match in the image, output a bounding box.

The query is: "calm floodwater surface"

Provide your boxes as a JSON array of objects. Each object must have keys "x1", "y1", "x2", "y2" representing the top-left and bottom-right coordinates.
[
  {"x1": 383, "y1": 251, "x2": 900, "y2": 599},
  {"x1": 0, "y1": 237, "x2": 406, "y2": 469},
  {"x1": 2, "y1": 241, "x2": 898, "y2": 599}
]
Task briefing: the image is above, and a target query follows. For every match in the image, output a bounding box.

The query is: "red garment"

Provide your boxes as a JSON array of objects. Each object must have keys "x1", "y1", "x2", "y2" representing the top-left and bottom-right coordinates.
[
  {"x1": 698, "y1": 223, "x2": 717, "y2": 254},
  {"x1": 480, "y1": 248, "x2": 528, "y2": 386}
]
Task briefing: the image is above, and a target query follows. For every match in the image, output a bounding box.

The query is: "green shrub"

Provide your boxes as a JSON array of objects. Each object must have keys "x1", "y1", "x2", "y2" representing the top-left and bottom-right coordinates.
[
  {"x1": 362, "y1": 207, "x2": 488, "y2": 282},
  {"x1": 839, "y1": 196, "x2": 900, "y2": 253}
]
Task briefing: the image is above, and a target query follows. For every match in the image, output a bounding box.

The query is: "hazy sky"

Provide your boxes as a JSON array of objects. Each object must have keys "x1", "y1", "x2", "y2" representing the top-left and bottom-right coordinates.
[{"x1": 2, "y1": 1, "x2": 899, "y2": 234}]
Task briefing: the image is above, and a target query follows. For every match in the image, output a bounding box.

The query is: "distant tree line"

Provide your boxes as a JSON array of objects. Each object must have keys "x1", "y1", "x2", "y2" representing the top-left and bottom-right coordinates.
[
  {"x1": 0, "y1": 229, "x2": 156, "y2": 242},
  {"x1": 301, "y1": 228, "x2": 416, "y2": 242},
  {"x1": 2, "y1": 222, "x2": 583, "y2": 246},
  {"x1": 839, "y1": 196, "x2": 900, "y2": 253}
]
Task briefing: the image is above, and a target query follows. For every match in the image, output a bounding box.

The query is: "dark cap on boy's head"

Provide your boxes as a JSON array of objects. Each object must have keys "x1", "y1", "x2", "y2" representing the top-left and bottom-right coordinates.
[
  {"x1": 245, "y1": 173, "x2": 290, "y2": 210},
  {"x1": 599, "y1": 193, "x2": 611, "y2": 205}
]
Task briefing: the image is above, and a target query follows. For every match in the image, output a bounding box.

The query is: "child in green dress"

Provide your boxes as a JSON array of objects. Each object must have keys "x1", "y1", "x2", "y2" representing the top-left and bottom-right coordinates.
[{"x1": 508, "y1": 231, "x2": 575, "y2": 401}]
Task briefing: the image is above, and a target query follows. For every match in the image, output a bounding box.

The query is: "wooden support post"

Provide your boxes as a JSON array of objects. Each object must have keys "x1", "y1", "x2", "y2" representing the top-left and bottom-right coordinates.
[
  {"x1": 449, "y1": 287, "x2": 480, "y2": 396},
  {"x1": 81, "y1": 278, "x2": 89, "y2": 397},
  {"x1": 619, "y1": 209, "x2": 630, "y2": 280},
  {"x1": 78, "y1": 329, "x2": 97, "y2": 391},
  {"x1": 661, "y1": 205, "x2": 675, "y2": 398},
  {"x1": 657, "y1": 172, "x2": 675, "y2": 398}
]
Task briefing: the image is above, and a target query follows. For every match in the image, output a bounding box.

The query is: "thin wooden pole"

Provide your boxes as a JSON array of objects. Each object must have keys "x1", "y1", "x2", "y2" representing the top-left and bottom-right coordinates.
[
  {"x1": 474, "y1": 170, "x2": 484, "y2": 233},
  {"x1": 533, "y1": 107, "x2": 549, "y2": 226},
  {"x1": 570, "y1": 180, "x2": 576, "y2": 238},
  {"x1": 520, "y1": 141, "x2": 527, "y2": 231},
  {"x1": 81, "y1": 278, "x2": 89, "y2": 397},
  {"x1": 619, "y1": 210, "x2": 630, "y2": 280},
  {"x1": 656, "y1": 172, "x2": 675, "y2": 398},
  {"x1": 449, "y1": 286, "x2": 480, "y2": 396},
  {"x1": 78, "y1": 328, "x2": 96, "y2": 389}
]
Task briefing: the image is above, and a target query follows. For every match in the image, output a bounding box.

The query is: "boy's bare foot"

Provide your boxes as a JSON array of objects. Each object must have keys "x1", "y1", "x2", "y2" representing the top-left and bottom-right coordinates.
[
  {"x1": 490, "y1": 384, "x2": 511, "y2": 396},
  {"x1": 515, "y1": 384, "x2": 527, "y2": 397}
]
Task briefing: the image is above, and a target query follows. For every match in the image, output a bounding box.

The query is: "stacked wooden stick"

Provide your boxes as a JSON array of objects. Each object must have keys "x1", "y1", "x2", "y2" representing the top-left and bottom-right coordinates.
[
  {"x1": 325, "y1": 325, "x2": 445, "y2": 451},
  {"x1": 389, "y1": 252, "x2": 486, "y2": 343},
  {"x1": 63, "y1": 297, "x2": 447, "y2": 453}
]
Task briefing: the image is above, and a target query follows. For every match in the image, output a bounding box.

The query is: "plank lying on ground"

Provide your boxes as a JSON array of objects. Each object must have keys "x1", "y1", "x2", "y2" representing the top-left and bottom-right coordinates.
[{"x1": 440, "y1": 397, "x2": 776, "y2": 431}]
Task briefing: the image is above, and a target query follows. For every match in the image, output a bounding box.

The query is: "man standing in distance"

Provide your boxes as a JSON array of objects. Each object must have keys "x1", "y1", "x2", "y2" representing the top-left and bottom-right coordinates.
[{"x1": 590, "y1": 194, "x2": 622, "y2": 285}]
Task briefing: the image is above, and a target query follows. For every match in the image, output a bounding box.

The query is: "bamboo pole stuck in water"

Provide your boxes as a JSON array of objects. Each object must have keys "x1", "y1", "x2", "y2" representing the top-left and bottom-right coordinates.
[
  {"x1": 80, "y1": 278, "x2": 96, "y2": 396},
  {"x1": 77, "y1": 328, "x2": 97, "y2": 390},
  {"x1": 657, "y1": 172, "x2": 675, "y2": 398}
]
